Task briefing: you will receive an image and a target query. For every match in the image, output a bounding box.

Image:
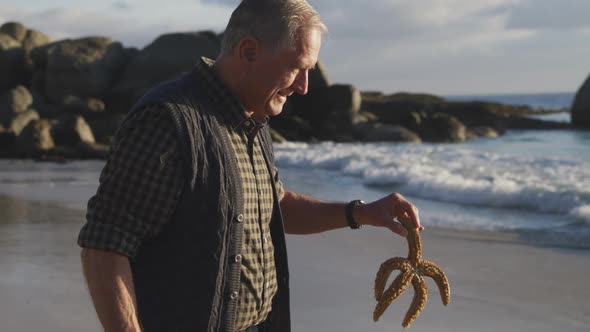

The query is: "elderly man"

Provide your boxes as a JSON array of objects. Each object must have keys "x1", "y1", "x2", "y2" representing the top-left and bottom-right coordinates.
[{"x1": 78, "y1": 0, "x2": 422, "y2": 331}]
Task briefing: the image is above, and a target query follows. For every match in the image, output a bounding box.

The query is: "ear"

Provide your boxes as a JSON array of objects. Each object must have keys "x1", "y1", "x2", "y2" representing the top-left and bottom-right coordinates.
[{"x1": 237, "y1": 36, "x2": 259, "y2": 64}]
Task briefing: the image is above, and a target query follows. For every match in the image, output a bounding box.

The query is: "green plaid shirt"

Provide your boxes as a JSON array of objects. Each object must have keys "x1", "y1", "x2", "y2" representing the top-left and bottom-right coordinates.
[{"x1": 78, "y1": 57, "x2": 283, "y2": 331}]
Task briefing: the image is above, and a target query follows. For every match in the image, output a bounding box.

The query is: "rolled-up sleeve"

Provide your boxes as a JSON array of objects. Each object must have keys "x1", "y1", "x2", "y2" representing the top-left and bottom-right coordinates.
[
  {"x1": 77, "y1": 106, "x2": 184, "y2": 258},
  {"x1": 272, "y1": 165, "x2": 285, "y2": 201}
]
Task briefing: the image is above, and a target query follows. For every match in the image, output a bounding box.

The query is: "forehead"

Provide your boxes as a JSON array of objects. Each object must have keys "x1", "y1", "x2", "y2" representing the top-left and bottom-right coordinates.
[{"x1": 285, "y1": 28, "x2": 322, "y2": 67}]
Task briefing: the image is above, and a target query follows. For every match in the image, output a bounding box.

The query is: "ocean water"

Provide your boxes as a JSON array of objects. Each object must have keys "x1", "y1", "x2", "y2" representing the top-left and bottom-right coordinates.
[
  {"x1": 447, "y1": 92, "x2": 575, "y2": 110},
  {"x1": 0, "y1": 92, "x2": 588, "y2": 250}
]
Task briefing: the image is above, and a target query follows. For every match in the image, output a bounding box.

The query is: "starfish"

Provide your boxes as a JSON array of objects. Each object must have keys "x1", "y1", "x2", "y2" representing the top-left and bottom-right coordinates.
[{"x1": 373, "y1": 216, "x2": 451, "y2": 328}]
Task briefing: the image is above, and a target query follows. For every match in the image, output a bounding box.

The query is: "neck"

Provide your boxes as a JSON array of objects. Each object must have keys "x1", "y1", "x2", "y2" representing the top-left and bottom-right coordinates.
[{"x1": 211, "y1": 56, "x2": 255, "y2": 117}]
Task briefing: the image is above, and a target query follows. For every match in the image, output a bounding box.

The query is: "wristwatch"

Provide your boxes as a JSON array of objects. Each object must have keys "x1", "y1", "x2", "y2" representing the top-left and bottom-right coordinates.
[{"x1": 345, "y1": 199, "x2": 365, "y2": 229}]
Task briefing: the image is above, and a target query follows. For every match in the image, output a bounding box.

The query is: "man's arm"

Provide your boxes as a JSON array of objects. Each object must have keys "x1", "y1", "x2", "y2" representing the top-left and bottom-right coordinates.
[
  {"x1": 81, "y1": 248, "x2": 142, "y2": 332},
  {"x1": 280, "y1": 189, "x2": 423, "y2": 236}
]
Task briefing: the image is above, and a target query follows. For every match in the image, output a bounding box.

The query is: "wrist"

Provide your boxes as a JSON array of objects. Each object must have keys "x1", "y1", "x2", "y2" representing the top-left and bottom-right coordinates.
[{"x1": 345, "y1": 200, "x2": 365, "y2": 229}]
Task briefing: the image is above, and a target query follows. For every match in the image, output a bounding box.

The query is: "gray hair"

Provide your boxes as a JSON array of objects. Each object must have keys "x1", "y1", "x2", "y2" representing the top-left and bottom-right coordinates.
[{"x1": 220, "y1": 0, "x2": 327, "y2": 54}]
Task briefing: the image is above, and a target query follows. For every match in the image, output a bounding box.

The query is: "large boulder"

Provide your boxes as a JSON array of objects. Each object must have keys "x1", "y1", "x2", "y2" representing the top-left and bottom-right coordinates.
[
  {"x1": 308, "y1": 60, "x2": 330, "y2": 89},
  {"x1": 466, "y1": 126, "x2": 499, "y2": 139},
  {"x1": 572, "y1": 75, "x2": 590, "y2": 127},
  {"x1": 289, "y1": 84, "x2": 361, "y2": 137},
  {"x1": 61, "y1": 95, "x2": 106, "y2": 115},
  {"x1": 0, "y1": 33, "x2": 27, "y2": 92},
  {"x1": 419, "y1": 113, "x2": 466, "y2": 143},
  {"x1": 8, "y1": 110, "x2": 40, "y2": 136},
  {"x1": 0, "y1": 126, "x2": 16, "y2": 158},
  {"x1": 0, "y1": 22, "x2": 27, "y2": 43},
  {"x1": 38, "y1": 37, "x2": 133, "y2": 102},
  {"x1": 85, "y1": 112, "x2": 125, "y2": 145},
  {"x1": 22, "y1": 29, "x2": 51, "y2": 52},
  {"x1": 353, "y1": 122, "x2": 421, "y2": 143},
  {"x1": 15, "y1": 119, "x2": 55, "y2": 156},
  {"x1": 51, "y1": 114, "x2": 95, "y2": 146},
  {"x1": 0, "y1": 85, "x2": 33, "y2": 125},
  {"x1": 107, "y1": 31, "x2": 221, "y2": 113}
]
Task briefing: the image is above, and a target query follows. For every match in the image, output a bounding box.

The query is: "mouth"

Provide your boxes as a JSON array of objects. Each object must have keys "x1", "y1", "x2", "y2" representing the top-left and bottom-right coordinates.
[{"x1": 278, "y1": 90, "x2": 293, "y2": 98}]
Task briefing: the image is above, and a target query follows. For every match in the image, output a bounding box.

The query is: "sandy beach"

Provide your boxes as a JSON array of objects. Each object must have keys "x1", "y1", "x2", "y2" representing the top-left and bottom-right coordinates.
[{"x1": 0, "y1": 193, "x2": 588, "y2": 332}]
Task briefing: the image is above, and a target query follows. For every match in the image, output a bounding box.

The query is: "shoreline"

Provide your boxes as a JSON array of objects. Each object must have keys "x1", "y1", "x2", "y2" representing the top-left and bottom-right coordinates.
[{"x1": 0, "y1": 192, "x2": 589, "y2": 331}]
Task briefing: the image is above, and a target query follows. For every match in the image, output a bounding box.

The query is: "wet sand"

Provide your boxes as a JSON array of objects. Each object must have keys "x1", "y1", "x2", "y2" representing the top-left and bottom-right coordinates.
[{"x1": 0, "y1": 194, "x2": 589, "y2": 331}]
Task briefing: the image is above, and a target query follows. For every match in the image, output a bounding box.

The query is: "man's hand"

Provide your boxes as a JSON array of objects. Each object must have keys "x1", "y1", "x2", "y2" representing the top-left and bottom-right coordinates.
[{"x1": 354, "y1": 193, "x2": 423, "y2": 237}]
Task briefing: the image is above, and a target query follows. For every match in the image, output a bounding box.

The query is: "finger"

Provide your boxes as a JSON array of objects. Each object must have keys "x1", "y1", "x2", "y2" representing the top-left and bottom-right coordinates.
[
  {"x1": 403, "y1": 203, "x2": 422, "y2": 231},
  {"x1": 386, "y1": 220, "x2": 408, "y2": 237}
]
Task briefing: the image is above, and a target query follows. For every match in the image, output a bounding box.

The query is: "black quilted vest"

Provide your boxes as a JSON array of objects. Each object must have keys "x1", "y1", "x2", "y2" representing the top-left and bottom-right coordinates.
[{"x1": 125, "y1": 66, "x2": 291, "y2": 332}]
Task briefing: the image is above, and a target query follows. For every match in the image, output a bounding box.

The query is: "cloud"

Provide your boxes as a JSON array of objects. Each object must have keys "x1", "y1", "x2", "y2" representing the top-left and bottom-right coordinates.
[
  {"x1": 0, "y1": 3, "x2": 231, "y2": 47},
  {"x1": 112, "y1": 1, "x2": 133, "y2": 10},
  {"x1": 506, "y1": 0, "x2": 590, "y2": 30}
]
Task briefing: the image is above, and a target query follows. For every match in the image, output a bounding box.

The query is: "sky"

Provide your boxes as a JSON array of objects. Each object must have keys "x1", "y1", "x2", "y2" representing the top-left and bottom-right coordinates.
[{"x1": 1, "y1": 0, "x2": 590, "y2": 95}]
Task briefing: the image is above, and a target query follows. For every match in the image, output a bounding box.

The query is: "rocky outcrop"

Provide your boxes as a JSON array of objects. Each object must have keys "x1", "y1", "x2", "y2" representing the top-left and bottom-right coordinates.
[
  {"x1": 33, "y1": 37, "x2": 134, "y2": 103},
  {"x1": 0, "y1": 85, "x2": 33, "y2": 123},
  {"x1": 572, "y1": 75, "x2": 590, "y2": 127},
  {"x1": 0, "y1": 21, "x2": 579, "y2": 159},
  {"x1": 15, "y1": 119, "x2": 55, "y2": 157},
  {"x1": 0, "y1": 22, "x2": 27, "y2": 43},
  {"x1": 106, "y1": 31, "x2": 220, "y2": 113},
  {"x1": 353, "y1": 122, "x2": 421, "y2": 143},
  {"x1": 0, "y1": 33, "x2": 26, "y2": 92},
  {"x1": 51, "y1": 114, "x2": 95, "y2": 146},
  {"x1": 419, "y1": 113, "x2": 466, "y2": 143}
]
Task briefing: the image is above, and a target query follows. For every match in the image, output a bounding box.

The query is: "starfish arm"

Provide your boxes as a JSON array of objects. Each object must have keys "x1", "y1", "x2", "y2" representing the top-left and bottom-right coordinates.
[
  {"x1": 373, "y1": 270, "x2": 413, "y2": 321},
  {"x1": 374, "y1": 257, "x2": 409, "y2": 300},
  {"x1": 402, "y1": 275, "x2": 428, "y2": 328},
  {"x1": 398, "y1": 216, "x2": 422, "y2": 265},
  {"x1": 421, "y1": 260, "x2": 451, "y2": 305}
]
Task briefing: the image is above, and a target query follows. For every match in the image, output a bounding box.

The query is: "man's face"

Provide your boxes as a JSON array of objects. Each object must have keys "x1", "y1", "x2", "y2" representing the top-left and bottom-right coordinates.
[{"x1": 246, "y1": 28, "x2": 321, "y2": 119}]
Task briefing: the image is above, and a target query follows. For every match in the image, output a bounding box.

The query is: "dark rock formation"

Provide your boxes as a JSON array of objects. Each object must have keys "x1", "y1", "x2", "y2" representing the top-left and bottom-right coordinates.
[
  {"x1": 15, "y1": 119, "x2": 55, "y2": 156},
  {"x1": 572, "y1": 75, "x2": 590, "y2": 127},
  {"x1": 51, "y1": 114, "x2": 95, "y2": 146},
  {"x1": 107, "y1": 31, "x2": 220, "y2": 113},
  {"x1": 34, "y1": 37, "x2": 133, "y2": 103}
]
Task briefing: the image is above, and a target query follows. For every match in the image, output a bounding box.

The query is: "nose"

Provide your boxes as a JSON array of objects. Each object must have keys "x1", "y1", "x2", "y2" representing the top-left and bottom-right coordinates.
[{"x1": 293, "y1": 69, "x2": 309, "y2": 95}]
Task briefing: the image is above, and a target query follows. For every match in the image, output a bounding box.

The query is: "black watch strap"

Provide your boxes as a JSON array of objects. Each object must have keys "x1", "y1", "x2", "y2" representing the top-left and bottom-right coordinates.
[{"x1": 345, "y1": 200, "x2": 365, "y2": 229}]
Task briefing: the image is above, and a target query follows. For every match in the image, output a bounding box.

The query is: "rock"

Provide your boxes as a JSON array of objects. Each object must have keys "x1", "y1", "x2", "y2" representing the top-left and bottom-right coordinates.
[
  {"x1": 51, "y1": 141, "x2": 110, "y2": 160},
  {"x1": 51, "y1": 115, "x2": 95, "y2": 146},
  {"x1": 22, "y1": 29, "x2": 51, "y2": 52},
  {"x1": 362, "y1": 92, "x2": 444, "y2": 125},
  {"x1": 353, "y1": 122, "x2": 421, "y2": 142},
  {"x1": 505, "y1": 116, "x2": 570, "y2": 130},
  {"x1": 352, "y1": 111, "x2": 379, "y2": 125},
  {"x1": 308, "y1": 60, "x2": 330, "y2": 89},
  {"x1": 0, "y1": 85, "x2": 33, "y2": 125},
  {"x1": 40, "y1": 37, "x2": 132, "y2": 102},
  {"x1": 0, "y1": 33, "x2": 21, "y2": 49},
  {"x1": 108, "y1": 31, "x2": 220, "y2": 113},
  {"x1": 269, "y1": 127, "x2": 287, "y2": 143},
  {"x1": 0, "y1": 126, "x2": 16, "y2": 157},
  {"x1": 269, "y1": 114, "x2": 316, "y2": 141},
  {"x1": 85, "y1": 113, "x2": 125, "y2": 145},
  {"x1": 419, "y1": 113, "x2": 466, "y2": 143},
  {"x1": 0, "y1": 22, "x2": 27, "y2": 43},
  {"x1": 289, "y1": 84, "x2": 361, "y2": 136},
  {"x1": 8, "y1": 110, "x2": 40, "y2": 136},
  {"x1": 61, "y1": 95, "x2": 106, "y2": 115},
  {"x1": 465, "y1": 126, "x2": 499, "y2": 139},
  {"x1": 0, "y1": 34, "x2": 26, "y2": 92},
  {"x1": 15, "y1": 119, "x2": 55, "y2": 156},
  {"x1": 572, "y1": 74, "x2": 590, "y2": 127}
]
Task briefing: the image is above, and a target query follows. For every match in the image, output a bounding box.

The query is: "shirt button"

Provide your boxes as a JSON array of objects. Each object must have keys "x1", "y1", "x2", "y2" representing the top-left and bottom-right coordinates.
[
  {"x1": 263, "y1": 236, "x2": 268, "y2": 244},
  {"x1": 234, "y1": 254, "x2": 242, "y2": 263},
  {"x1": 236, "y1": 214, "x2": 244, "y2": 223},
  {"x1": 230, "y1": 291, "x2": 238, "y2": 300}
]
